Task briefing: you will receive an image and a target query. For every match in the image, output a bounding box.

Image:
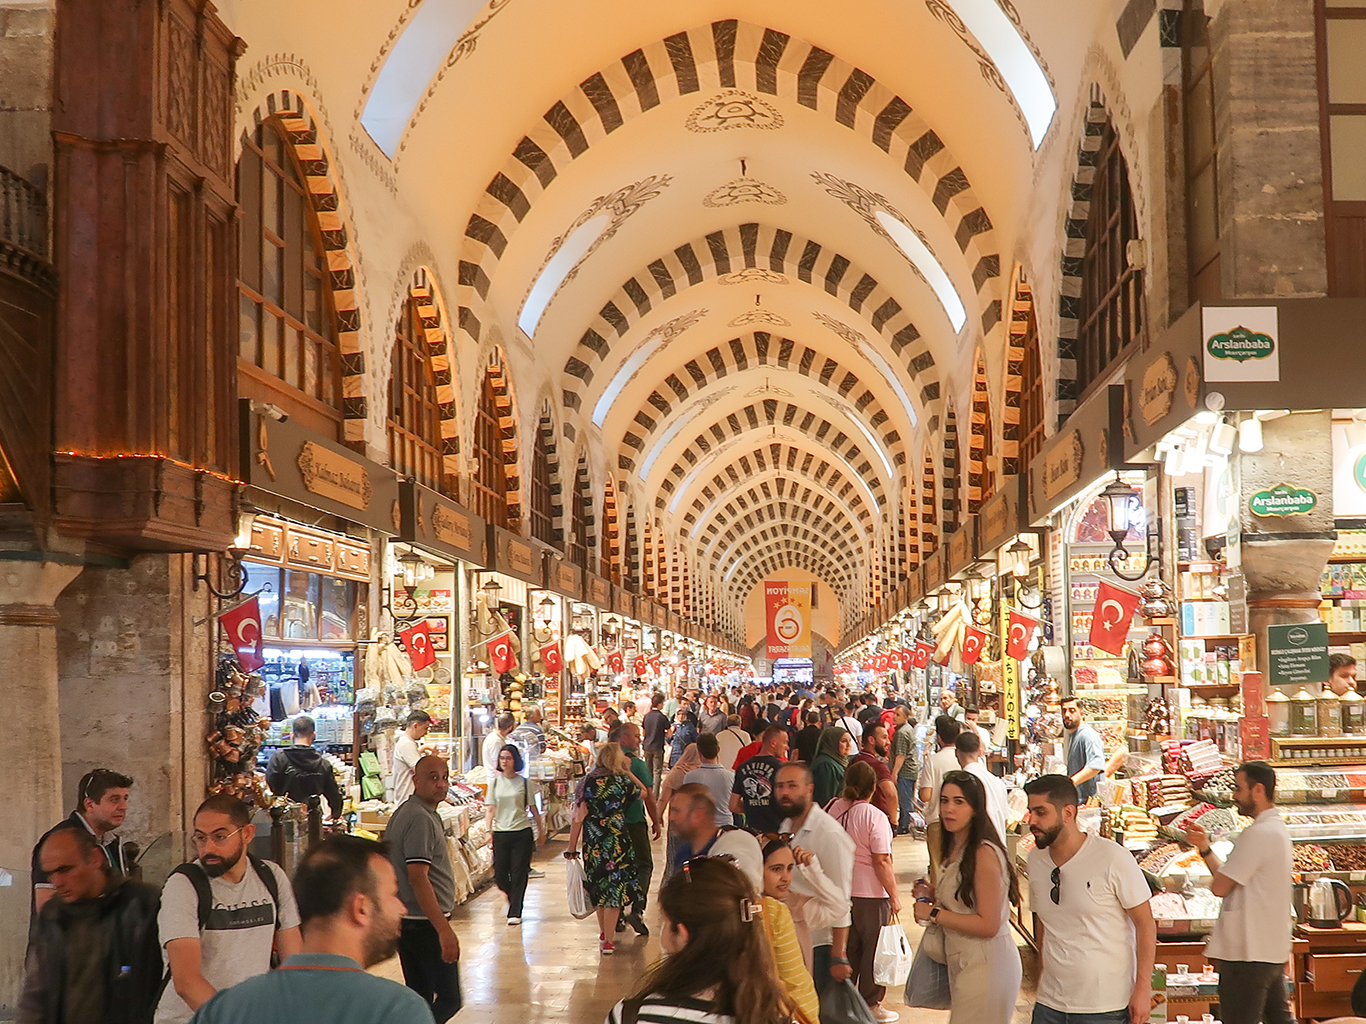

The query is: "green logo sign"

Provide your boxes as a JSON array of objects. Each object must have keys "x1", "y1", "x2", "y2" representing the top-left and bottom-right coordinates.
[
  {"x1": 1207, "y1": 325, "x2": 1275, "y2": 363},
  {"x1": 1355, "y1": 451, "x2": 1366, "y2": 495},
  {"x1": 1248, "y1": 483, "x2": 1318, "y2": 518}
]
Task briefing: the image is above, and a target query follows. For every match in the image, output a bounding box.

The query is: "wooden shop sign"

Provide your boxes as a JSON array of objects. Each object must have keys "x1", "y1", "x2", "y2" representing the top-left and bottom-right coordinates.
[
  {"x1": 297, "y1": 442, "x2": 372, "y2": 510},
  {"x1": 1248, "y1": 483, "x2": 1318, "y2": 518},
  {"x1": 1139, "y1": 352, "x2": 1178, "y2": 426},
  {"x1": 1042, "y1": 430, "x2": 1084, "y2": 500},
  {"x1": 488, "y1": 525, "x2": 539, "y2": 585},
  {"x1": 544, "y1": 555, "x2": 582, "y2": 600},
  {"x1": 587, "y1": 573, "x2": 611, "y2": 608},
  {"x1": 399, "y1": 482, "x2": 486, "y2": 564}
]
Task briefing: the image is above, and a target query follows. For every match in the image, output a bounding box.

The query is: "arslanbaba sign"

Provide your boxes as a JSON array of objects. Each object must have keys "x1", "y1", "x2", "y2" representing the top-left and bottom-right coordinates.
[
  {"x1": 1249, "y1": 483, "x2": 1318, "y2": 518},
  {"x1": 766, "y1": 581, "x2": 812, "y2": 659},
  {"x1": 1202, "y1": 306, "x2": 1279, "y2": 382}
]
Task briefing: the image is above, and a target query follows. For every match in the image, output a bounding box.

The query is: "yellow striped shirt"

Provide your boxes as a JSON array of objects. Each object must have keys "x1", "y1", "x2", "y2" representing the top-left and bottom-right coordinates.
[{"x1": 762, "y1": 896, "x2": 820, "y2": 1024}]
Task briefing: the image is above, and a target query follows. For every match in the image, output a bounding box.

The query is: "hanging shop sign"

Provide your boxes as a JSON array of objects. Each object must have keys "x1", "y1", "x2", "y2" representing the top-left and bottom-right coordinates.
[
  {"x1": 922, "y1": 547, "x2": 944, "y2": 593},
  {"x1": 1138, "y1": 352, "x2": 1177, "y2": 427},
  {"x1": 1248, "y1": 483, "x2": 1318, "y2": 518},
  {"x1": 977, "y1": 476, "x2": 1023, "y2": 555},
  {"x1": 1266, "y1": 621, "x2": 1330, "y2": 686},
  {"x1": 611, "y1": 586, "x2": 635, "y2": 618},
  {"x1": 1042, "y1": 430, "x2": 1084, "y2": 501},
  {"x1": 398, "y1": 482, "x2": 486, "y2": 564},
  {"x1": 245, "y1": 515, "x2": 372, "y2": 583},
  {"x1": 239, "y1": 400, "x2": 400, "y2": 534},
  {"x1": 484, "y1": 525, "x2": 540, "y2": 586},
  {"x1": 947, "y1": 524, "x2": 976, "y2": 579},
  {"x1": 1203, "y1": 305, "x2": 1279, "y2": 382},
  {"x1": 586, "y1": 573, "x2": 612, "y2": 609},
  {"x1": 543, "y1": 553, "x2": 583, "y2": 600},
  {"x1": 905, "y1": 569, "x2": 923, "y2": 606},
  {"x1": 766, "y1": 580, "x2": 813, "y2": 659}
]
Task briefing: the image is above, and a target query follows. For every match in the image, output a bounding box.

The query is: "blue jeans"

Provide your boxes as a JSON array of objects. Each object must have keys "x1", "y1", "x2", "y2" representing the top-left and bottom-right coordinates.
[
  {"x1": 896, "y1": 777, "x2": 917, "y2": 833},
  {"x1": 1032, "y1": 1005, "x2": 1130, "y2": 1024}
]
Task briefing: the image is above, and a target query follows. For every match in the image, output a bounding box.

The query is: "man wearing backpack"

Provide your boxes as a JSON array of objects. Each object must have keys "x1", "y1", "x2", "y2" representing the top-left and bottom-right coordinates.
[
  {"x1": 156, "y1": 795, "x2": 301, "y2": 1023},
  {"x1": 265, "y1": 716, "x2": 344, "y2": 818}
]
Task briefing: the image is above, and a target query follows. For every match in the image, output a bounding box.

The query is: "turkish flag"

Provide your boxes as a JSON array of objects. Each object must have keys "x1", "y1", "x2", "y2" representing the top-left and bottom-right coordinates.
[
  {"x1": 931, "y1": 643, "x2": 951, "y2": 666},
  {"x1": 488, "y1": 631, "x2": 517, "y2": 674},
  {"x1": 872, "y1": 653, "x2": 886, "y2": 671},
  {"x1": 220, "y1": 596, "x2": 265, "y2": 671},
  {"x1": 1005, "y1": 610, "x2": 1039, "y2": 661},
  {"x1": 400, "y1": 621, "x2": 437, "y2": 671},
  {"x1": 634, "y1": 655, "x2": 647, "y2": 676},
  {"x1": 961, "y1": 627, "x2": 987, "y2": 664},
  {"x1": 912, "y1": 642, "x2": 932, "y2": 669},
  {"x1": 1089, "y1": 580, "x2": 1142, "y2": 656},
  {"x1": 649, "y1": 655, "x2": 662, "y2": 674},
  {"x1": 541, "y1": 640, "x2": 563, "y2": 674},
  {"x1": 608, "y1": 649, "x2": 624, "y2": 673}
]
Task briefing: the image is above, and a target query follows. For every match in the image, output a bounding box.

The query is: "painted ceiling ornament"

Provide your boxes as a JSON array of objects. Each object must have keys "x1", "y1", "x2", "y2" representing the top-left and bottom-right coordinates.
[
  {"x1": 746, "y1": 377, "x2": 793, "y2": 398},
  {"x1": 685, "y1": 89, "x2": 784, "y2": 133},
  {"x1": 810, "y1": 172, "x2": 938, "y2": 291},
  {"x1": 729, "y1": 309, "x2": 790, "y2": 328},
  {"x1": 702, "y1": 177, "x2": 787, "y2": 208},
  {"x1": 922, "y1": 0, "x2": 1031, "y2": 140},
  {"x1": 720, "y1": 268, "x2": 788, "y2": 286},
  {"x1": 608, "y1": 308, "x2": 711, "y2": 398},
  {"x1": 692, "y1": 386, "x2": 736, "y2": 412},
  {"x1": 811, "y1": 311, "x2": 867, "y2": 346}
]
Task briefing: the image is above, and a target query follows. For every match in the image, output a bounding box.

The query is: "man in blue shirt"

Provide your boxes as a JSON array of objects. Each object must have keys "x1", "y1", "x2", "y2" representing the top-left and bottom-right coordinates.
[
  {"x1": 1060, "y1": 695, "x2": 1107, "y2": 802},
  {"x1": 190, "y1": 834, "x2": 432, "y2": 1024}
]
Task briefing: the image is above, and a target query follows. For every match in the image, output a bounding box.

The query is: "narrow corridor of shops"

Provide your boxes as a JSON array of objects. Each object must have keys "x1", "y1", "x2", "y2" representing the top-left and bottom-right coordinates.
[{"x1": 369, "y1": 833, "x2": 1037, "y2": 1024}]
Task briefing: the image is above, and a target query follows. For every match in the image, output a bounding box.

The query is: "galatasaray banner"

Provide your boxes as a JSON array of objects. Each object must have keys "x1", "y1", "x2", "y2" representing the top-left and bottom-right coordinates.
[{"x1": 766, "y1": 581, "x2": 812, "y2": 659}]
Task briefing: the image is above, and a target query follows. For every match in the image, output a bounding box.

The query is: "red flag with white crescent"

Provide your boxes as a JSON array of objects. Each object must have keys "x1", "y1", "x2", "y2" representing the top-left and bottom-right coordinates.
[
  {"x1": 634, "y1": 655, "x2": 647, "y2": 676},
  {"x1": 931, "y1": 643, "x2": 951, "y2": 666},
  {"x1": 608, "y1": 649, "x2": 624, "y2": 673},
  {"x1": 649, "y1": 655, "x2": 662, "y2": 674},
  {"x1": 540, "y1": 640, "x2": 563, "y2": 674},
  {"x1": 220, "y1": 596, "x2": 265, "y2": 671},
  {"x1": 1089, "y1": 579, "x2": 1141, "y2": 657},
  {"x1": 898, "y1": 649, "x2": 913, "y2": 671},
  {"x1": 912, "y1": 642, "x2": 932, "y2": 669},
  {"x1": 400, "y1": 621, "x2": 437, "y2": 671},
  {"x1": 488, "y1": 630, "x2": 516, "y2": 674},
  {"x1": 961, "y1": 627, "x2": 987, "y2": 665},
  {"x1": 1006, "y1": 610, "x2": 1039, "y2": 661}
]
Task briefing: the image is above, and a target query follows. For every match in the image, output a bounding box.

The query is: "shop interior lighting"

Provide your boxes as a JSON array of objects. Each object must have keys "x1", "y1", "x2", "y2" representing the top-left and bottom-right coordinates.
[
  {"x1": 1238, "y1": 417, "x2": 1264, "y2": 453},
  {"x1": 1209, "y1": 421, "x2": 1236, "y2": 456},
  {"x1": 941, "y1": 0, "x2": 1056, "y2": 147}
]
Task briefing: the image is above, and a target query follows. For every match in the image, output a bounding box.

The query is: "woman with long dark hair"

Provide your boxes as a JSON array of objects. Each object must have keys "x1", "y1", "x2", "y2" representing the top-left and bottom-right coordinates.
[
  {"x1": 605, "y1": 857, "x2": 800, "y2": 1024},
  {"x1": 760, "y1": 838, "x2": 820, "y2": 1023},
  {"x1": 484, "y1": 744, "x2": 544, "y2": 925},
  {"x1": 912, "y1": 769, "x2": 1021, "y2": 1023}
]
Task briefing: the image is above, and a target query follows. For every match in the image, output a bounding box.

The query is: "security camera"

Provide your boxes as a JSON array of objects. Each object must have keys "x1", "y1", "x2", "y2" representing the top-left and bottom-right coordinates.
[{"x1": 251, "y1": 400, "x2": 289, "y2": 423}]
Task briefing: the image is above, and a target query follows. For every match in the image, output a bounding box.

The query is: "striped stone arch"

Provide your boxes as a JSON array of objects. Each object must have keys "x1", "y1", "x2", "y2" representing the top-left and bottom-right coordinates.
[
  {"x1": 561, "y1": 224, "x2": 939, "y2": 424},
  {"x1": 921, "y1": 445, "x2": 938, "y2": 555},
  {"x1": 654, "y1": 400, "x2": 892, "y2": 509},
  {"x1": 624, "y1": 502, "x2": 640, "y2": 589},
  {"x1": 1001, "y1": 269, "x2": 1033, "y2": 476},
  {"x1": 573, "y1": 453, "x2": 595, "y2": 559},
  {"x1": 734, "y1": 553, "x2": 854, "y2": 602},
  {"x1": 483, "y1": 353, "x2": 522, "y2": 528},
  {"x1": 713, "y1": 523, "x2": 863, "y2": 590},
  {"x1": 724, "y1": 539, "x2": 854, "y2": 596},
  {"x1": 1056, "y1": 93, "x2": 1112, "y2": 425},
  {"x1": 534, "y1": 402, "x2": 566, "y2": 548},
  {"x1": 455, "y1": 19, "x2": 1001, "y2": 345},
  {"x1": 602, "y1": 475, "x2": 622, "y2": 581},
  {"x1": 241, "y1": 90, "x2": 368, "y2": 446},
  {"x1": 406, "y1": 268, "x2": 462, "y2": 482},
  {"x1": 967, "y1": 349, "x2": 995, "y2": 513},
  {"x1": 904, "y1": 475, "x2": 920, "y2": 570},
  {"x1": 942, "y1": 400, "x2": 960, "y2": 534},
  {"x1": 693, "y1": 466, "x2": 871, "y2": 543},
  {"x1": 706, "y1": 499, "x2": 864, "y2": 568},
  {"x1": 616, "y1": 330, "x2": 905, "y2": 470}
]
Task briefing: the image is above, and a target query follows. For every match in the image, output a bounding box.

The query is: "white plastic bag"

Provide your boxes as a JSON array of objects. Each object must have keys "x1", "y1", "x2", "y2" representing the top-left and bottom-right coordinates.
[
  {"x1": 872, "y1": 917, "x2": 913, "y2": 987},
  {"x1": 565, "y1": 856, "x2": 594, "y2": 919}
]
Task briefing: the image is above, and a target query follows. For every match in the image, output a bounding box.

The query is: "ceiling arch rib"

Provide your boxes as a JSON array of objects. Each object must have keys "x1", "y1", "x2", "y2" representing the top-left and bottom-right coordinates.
[
  {"x1": 709, "y1": 511, "x2": 863, "y2": 581},
  {"x1": 722, "y1": 542, "x2": 855, "y2": 601},
  {"x1": 689, "y1": 464, "x2": 871, "y2": 546},
  {"x1": 731, "y1": 549, "x2": 854, "y2": 604},
  {"x1": 454, "y1": 19, "x2": 1001, "y2": 336}
]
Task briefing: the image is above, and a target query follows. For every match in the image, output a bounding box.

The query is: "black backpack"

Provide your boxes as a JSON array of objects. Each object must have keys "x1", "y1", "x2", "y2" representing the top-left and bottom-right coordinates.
[{"x1": 171, "y1": 853, "x2": 282, "y2": 934}]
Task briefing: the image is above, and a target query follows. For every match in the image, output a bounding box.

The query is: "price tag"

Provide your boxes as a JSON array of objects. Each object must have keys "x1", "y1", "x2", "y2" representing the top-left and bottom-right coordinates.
[
  {"x1": 1351, "y1": 871, "x2": 1365, "y2": 882},
  {"x1": 1322, "y1": 788, "x2": 1340, "y2": 800}
]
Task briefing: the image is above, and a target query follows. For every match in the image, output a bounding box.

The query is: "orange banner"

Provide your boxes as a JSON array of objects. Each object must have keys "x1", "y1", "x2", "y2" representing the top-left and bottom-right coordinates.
[{"x1": 766, "y1": 581, "x2": 812, "y2": 659}]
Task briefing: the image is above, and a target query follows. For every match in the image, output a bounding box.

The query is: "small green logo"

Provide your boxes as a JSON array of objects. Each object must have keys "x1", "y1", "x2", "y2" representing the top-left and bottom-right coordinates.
[
  {"x1": 1355, "y1": 451, "x2": 1366, "y2": 495},
  {"x1": 1249, "y1": 483, "x2": 1317, "y2": 518},
  {"x1": 1207, "y1": 325, "x2": 1274, "y2": 362}
]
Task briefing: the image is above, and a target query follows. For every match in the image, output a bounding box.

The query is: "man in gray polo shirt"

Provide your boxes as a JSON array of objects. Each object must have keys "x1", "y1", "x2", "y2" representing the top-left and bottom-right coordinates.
[{"x1": 388, "y1": 755, "x2": 462, "y2": 1022}]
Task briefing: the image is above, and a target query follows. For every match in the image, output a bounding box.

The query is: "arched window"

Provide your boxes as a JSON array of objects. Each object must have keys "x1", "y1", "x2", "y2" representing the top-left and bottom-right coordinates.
[
  {"x1": 921, "y1": 449, "x2": 937, "y2": 555},
  {"x1": 236, "y1": 120, "x2": 341, "y2": 427},
  {"x1": 472, "y1": 369, "x2": 508, "y2": 528},
  {"x1": 1020, "y1": 316, "x2": 1045, "y2": 473},
  {"x1": 531, "y1": 421, "x2": 556, "y2": 547},
  {"x1": 387, "y1": 297, "x2": 444, "y2": 490},
  {"x1": 1077, "y1": 113, "x2": 1144, "y2": 394},
  {"x1": 568, "y1": 459, "x2": 589, "y2": 570}
]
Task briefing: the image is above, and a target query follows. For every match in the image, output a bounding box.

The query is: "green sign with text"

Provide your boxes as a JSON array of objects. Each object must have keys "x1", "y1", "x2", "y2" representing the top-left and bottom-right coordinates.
[
  {"x1": 1248, "y1": 483, "x2": 1317, "y2": 518},
  {"x1": 1207, "y1": 325, "x2": 1275, "y2": 363},
  {"x1": 1266, "y1": 621, "x2": 1330, "y2": 686}
]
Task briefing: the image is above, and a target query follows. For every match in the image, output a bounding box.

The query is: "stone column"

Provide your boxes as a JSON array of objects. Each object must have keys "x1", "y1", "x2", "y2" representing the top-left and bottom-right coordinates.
[{"x1": 0, "y1": 554, "x2": 83, "y2": 1009}]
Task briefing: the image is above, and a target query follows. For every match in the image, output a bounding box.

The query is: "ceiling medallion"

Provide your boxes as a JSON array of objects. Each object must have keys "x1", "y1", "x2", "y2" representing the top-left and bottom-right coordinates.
[
  {"x1": 811, "y1": 311, "x2": 866, "y2": 345},
  {"x1": 729, "y1": 309, "x2": 790, "y2": 328},
  {"x1": 685, "y1": 89, "x2": 784, "y2": 133},
  {"x1": 702, "y1": 177, "x2": 787, "y2": 208},
  {"x1": 746, "y1": 377, "x2": 793, "y2": 398},
  {"x1": 720, "y1": 268, "x2": 788, "y2": 286}
]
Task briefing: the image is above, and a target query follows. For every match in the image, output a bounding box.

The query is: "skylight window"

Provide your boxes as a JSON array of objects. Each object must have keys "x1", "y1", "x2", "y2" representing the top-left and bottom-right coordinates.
[
  {"x1": 943, "y1": 0, "x2": 1055, "y2": 147},
  {"x1": 875, "y1": 212, "x2": 967, "y2": 333},
  {"x1": 361, "y1": 0, "x2": 490, "y2": 157},
  {"x1": 593, "y1": 335, "x2": 666, "y2": 427},
  {"x1": 517, "y1": 213, "x2": 612, "y2": 339}
]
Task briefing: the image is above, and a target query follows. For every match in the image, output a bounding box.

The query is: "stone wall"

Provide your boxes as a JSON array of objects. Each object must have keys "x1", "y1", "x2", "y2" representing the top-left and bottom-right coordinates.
[{"x1": 0, "y1": 0, "x2": 52, "y2": 181}]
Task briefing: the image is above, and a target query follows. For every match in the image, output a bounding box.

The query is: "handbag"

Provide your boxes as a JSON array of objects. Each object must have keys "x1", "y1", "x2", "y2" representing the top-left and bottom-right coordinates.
[
  {"x1": 818, "y1": 978, "x2": 877, "y2": 1024},
  {"x1": 872, "y1": 914, "x2": 914, "y2": 987},
  {"x1": 903, "y1": 942, "x2": 951, "y2": 1009},
  {"x1": 565, "y1": 856, "x2": 594, "y2": 919}
]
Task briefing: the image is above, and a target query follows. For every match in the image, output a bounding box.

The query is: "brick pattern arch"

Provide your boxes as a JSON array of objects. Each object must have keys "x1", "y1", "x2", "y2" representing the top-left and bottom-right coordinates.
[
  {"x1": 615, "y1": 329, "x2": 905, "y2": 470},
  {"x1": 711, "y1": 511, "x2": 863, "y2": 582},
  {"x1": 942, "y1": 402, "x2": 960, "y2": 534},
  {"x1": 905, "y1": 476, "x2": 920, "y2": 570},
  {"x1": 531, "y1": 404, "x2": 564, "y2": 548},
  {"x1": 705, "y1": 482, "x2": 865, "y2": 555},
  {"x1": 733, "y1": 551, "x2": 854, "y2": 604},
  {"x1": 967, "y1": 349, "x2": 995, "y2": 513},
  {"x1": 601, "y1": 475, "x2": 622, "y2": 582},
  {"x1": 570, "y1": 454, "x2": 593, "y2": 569},
  {"x1": 692, "y1": 462, "x2": 870, "y2": 543},
  {"x1": 921, "y1": 446, "x2": 938, "y2": 555},
  {"x1": 455, "y1": 19, "x2": 1000, "y2": 350},
  {"x1": 241, "y1": 91, "x2": 367, "y2": 446},
  {"x1": 1001, "y1": 271, "x2": 1030, "y2": 476},
  {"x1": 723, "y1": 536, "x2": 854, "y2": 596},
  {"x1": 406, "y1": 269, "x2": 462, "y2": 483},
  {"x1": 484, "y1": 356, "x2": 521, "y2": 529},
  {"x1": 625, "y1": 503, "x2": 640, "y2": 590}
]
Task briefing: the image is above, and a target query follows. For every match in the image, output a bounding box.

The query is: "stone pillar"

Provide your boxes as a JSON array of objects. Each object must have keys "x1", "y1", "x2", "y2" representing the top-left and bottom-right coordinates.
[
  {"x1": 0, "y1": 554, "x2": 83, "y2": 1011},
  {"x1": 1236, "y1": 411, "x2": 1337, "y2": 673}
]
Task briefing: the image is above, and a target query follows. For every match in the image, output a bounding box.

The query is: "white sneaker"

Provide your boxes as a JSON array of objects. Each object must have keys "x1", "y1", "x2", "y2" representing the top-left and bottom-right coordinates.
[
  {"x1": 507, "y1": 917, "x2": 522, "y2": 926},
  {"x1": 527, "y1": 868, "x2": 545, "y2": 878},
  {"x1": 872, "y1": 1007, "x2": 899, "y2": 1023}
]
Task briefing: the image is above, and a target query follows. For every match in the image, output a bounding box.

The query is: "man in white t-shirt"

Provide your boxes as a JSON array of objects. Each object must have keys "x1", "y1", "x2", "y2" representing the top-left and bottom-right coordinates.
[
  {"x1": 157, "y1": 795, "x2": 302, "y2": 1023},
  {"x1": 715, "y1": 715, "x2": 750, "y2": 770},
  {"x1": 1185, "y1": 761, "x2": 1294, "y2": 1024},
  {"x1": 482, "y1": 713, "x2": 516, "y2": 775},
  {"x1": 1024, "y1": 774, "x2": 1155, "y2": 1024},
  {"x1": 955, "y1": 731, "x2": 1009, "y2": 842},
  {"x1": 682, "y1": 733, "x2": 735, "y2": 826},
  {"x1": 391, "y1": 710, "x2": 431, "y2": 805},
  {"x1": 917, "y1": 715, "x2": 963, "y2": 883}
]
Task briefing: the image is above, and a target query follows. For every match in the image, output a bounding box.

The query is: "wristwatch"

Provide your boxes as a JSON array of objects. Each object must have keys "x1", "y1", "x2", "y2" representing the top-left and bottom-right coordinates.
[
  {"x1": 1198, "y1": 847, "x2": 1212, "y2": 857},
  {"x1": 929, "y1": 907, "x2": 941, "y2": 923}
]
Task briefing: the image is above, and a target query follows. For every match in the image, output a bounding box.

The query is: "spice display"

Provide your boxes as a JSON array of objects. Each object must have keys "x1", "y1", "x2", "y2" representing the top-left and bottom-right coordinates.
[
  {"x1": 1327, "y1": 844, "x2": 1366, "y2": 870},
  {"x1": 1294, "y1": 844, "x2": 1334, "y2": 872},
  {"x1": 1150, "y1": 892, "x2": 1188, "y2": 919}
]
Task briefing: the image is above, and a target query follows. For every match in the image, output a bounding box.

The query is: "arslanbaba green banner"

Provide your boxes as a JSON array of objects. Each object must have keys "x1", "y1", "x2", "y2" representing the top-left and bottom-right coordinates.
[{"x1": 1248, "y1": 483, "x2": 1317, "y2": 518}]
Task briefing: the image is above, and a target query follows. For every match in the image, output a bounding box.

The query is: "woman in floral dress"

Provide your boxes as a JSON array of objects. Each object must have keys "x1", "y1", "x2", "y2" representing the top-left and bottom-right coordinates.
[{"x1": 566, "y1": 742, "x2": 641, "y2": 954}]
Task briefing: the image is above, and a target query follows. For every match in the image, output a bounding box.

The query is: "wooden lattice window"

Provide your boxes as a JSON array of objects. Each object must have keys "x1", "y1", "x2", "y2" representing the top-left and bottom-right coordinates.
[
  {"x1": 1076, "y1": 116, "x2": 1145, "y2": 394},
  {"x1": 1019, "y1": 305, "x2": 1046, "y2": 474},
  {"x1": 387, "y1": 297, "x2": 443, "y2": 490},
  {"x1": 236, "y1": 119, "x2": 340, "y2": 420},
  {"x1": 569, "y1": 465, "x2": 589, "y2": 570},
  {"x1": 531, "y1": 423, "x2": 556, "y2": 546},
  {"x1": 472, "y1": 370, "x2": 508, "y2": 528}
]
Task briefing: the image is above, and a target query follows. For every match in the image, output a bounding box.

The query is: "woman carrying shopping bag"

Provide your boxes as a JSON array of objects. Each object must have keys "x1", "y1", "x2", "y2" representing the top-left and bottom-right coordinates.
[{"x1": 911, "y1": 770, "x2": 1021, "y2": 1024}]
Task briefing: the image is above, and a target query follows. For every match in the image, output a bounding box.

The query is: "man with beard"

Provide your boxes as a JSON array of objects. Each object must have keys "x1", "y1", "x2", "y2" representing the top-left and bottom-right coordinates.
[
  {"x1": 774, "y1": 762, "x2": 855, "y2": 996},
  {"x1": 1024, "y1": 775, "x2": 1155, "y2": 1024},
  {"x1": 157, "y1": 795, "x2": 301, "y2": 1023},
  {"x1": 188, "y1": 835, "x2": 432, "y2": 1023},
  {"x1": 1184, "y1": 761, "x2": 1293, "y2": 1024},
  {"x1": 849, "y1": 723, "x2": 898, "y2": 827}
]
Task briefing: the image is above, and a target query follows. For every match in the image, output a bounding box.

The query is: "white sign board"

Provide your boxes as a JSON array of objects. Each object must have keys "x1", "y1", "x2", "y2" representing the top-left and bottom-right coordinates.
[{"x1": 1202, "y1": 306, "x2": 1280, "y2": 382}]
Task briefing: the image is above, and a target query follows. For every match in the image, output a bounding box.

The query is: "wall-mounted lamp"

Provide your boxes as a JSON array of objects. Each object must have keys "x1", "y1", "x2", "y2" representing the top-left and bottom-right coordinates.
[
  {"x1": 1004, "y1": 537, "x2": 1032, "y2": 579},
  {"x1": 193, "y1": 508, "x2": 255, "y2": 600},
  {"x1": 1100, "y1": 474, "x2": 1152, "y2": 581}
]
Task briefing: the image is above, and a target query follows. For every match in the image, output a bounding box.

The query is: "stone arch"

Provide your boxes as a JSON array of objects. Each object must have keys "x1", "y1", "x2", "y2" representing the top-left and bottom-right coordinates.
[
  {"x1": 921, "y1": 444, "x2": 938, "y2": 555},
  {"x1": 711, "y1": 514, "x2": 863, "y2": 582},
  {"x1": 1002, "y1": 267, "x2": 1030, "y2": 476},
  {"x1": 689, "y1": 460, "x2": 872, "y2": 541},
  {"x1": 905, "y1": 474, "x2": 920, "y2": 570},
  {"x1": 601, "y1": 475, "x2": 623, "y2": 581},
  {"x1": 942, "y1": 401, "x2": 961, "y2": 533},
  {"x1": 724, "y1": 537, "x2": 854, "y2": 596},
  {"x1": 237, "y1": 89, "x2": 368, "y2": 447},
  {"x1": 968, "y1": 348, "x2": 995, "y2": 513},
  {"x1": 402, "y1": 267, "x2": 463, "y2": 484},
  {"x1": 481, "y1": 350, "x2": 522, "y2": 529},
  {"x1": 533, "y1": 399, "x2": 565, "y2": 548}
]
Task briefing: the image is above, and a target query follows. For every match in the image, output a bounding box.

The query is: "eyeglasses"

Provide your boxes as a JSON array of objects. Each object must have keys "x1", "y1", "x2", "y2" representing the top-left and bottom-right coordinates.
[
  {"x1": 1050, "y1": 866, "x2": 1061, "y2": 904},
  {"x1": 192, "y1": 826, "x2": 247, "y2": 848},
  {"x1": 81, "y1": 768, "x2": 124, "y2": 804},
  {"x1": 760, "y1": 832, "x2": 795, "y2": 845},
  {"x1": 681, "y1": 853, "x2": 737, "y2": 882}
]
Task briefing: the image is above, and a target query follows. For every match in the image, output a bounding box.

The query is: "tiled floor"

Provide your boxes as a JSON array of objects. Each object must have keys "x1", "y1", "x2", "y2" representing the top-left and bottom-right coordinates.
[{"x1": 373, "y1": 833, "x2": 1039, "y2": 1023}]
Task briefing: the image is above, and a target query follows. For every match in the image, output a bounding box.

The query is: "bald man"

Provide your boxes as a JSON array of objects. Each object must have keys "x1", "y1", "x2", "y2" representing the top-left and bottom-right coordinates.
[{"x1": 388, "y1": 755, "x2": 462, "y2": 1021}]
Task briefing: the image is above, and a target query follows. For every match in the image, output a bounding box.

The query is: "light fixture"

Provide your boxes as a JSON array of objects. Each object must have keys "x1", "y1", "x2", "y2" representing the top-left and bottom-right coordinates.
[
  {"x1": 482, "y1": 576, "x2": 503, "y2": 603},
  {"x1": 231, "y1": 509, "x2": 257, "y2": 554},
  {"x1": 1209, "y1": 421, "x2": 1236, "y2": 456},
  {"x1": 1238, "y1": 417, "x2": 1264, "y2": 453},
  {"x1": 1099, "y1": 474, "x2": 1151, "y2": 581},
  {"x1": 605, "y1": 615, "x2": 620, "y2": 634},
  {"x1": 1005, "y1": 537, "x2": 1032, "y2": 579},
  {"x1": 397, "y1": 548, "x2": 425, "y2": 589},
  {"x1": 539, "y1": 595, "x2": 556, "y2": 619}
]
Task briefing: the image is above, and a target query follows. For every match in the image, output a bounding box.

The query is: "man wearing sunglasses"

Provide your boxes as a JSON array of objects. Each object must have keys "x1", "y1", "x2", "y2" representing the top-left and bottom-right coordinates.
[
  {"x1": 31, "y1": 767, "x2": 134, "y2": 917},
  {"x1": 1024, "y1": 774, "x2": 1155, "y2": 1024}
]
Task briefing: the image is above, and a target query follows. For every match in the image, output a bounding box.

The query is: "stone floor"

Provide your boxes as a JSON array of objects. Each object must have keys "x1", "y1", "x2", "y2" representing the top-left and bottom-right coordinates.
[{"x1": 372, "y1": 832, "x2": 1039, "y2": 1023}]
